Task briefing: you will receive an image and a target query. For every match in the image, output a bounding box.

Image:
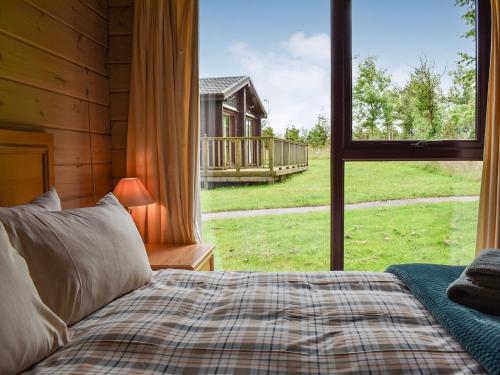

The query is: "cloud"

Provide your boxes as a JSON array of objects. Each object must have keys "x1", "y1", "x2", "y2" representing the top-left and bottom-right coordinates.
[
  {"x1": 227, "y1": 32, "x2": 330, "y2": 135},
  {"x1": 281, "y1": 32, "x2": 330, "y2": 65},
  {"x1": 391, "y1": 66, "x2": 412, "y2": 88}
]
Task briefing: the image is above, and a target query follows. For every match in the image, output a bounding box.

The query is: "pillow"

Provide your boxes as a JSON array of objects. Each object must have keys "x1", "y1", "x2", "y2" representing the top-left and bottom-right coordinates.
[
  {"x1": 0, "y1": 187, "x2": 61, "y2": 211},
  {"x1": 0, "y1": 193, "x2": 153, "y2": 325},
  {"x1": 0, "y1": 187, "x2": 62, "y2": 256},
  {"x1": 27, "y1": 187, "x2": 62, "y2": 211},
  {"x1": 0, "y1": 222, "x2": 69, "y2": 375}
]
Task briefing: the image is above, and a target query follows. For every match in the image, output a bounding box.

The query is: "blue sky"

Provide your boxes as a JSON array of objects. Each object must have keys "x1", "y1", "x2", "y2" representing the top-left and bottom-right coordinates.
[{"x1": 200, "y1": 0, "x2": 474, "y2": 134}]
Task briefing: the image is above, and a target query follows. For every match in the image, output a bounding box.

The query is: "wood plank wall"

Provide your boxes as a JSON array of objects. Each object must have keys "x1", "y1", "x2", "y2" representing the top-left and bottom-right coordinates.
[
  {"x1": 0, "y1": 0, "x2": 112, "y2": 208},
  {"x1": 108, "y1": 0, "x2": 134, "y2": 187}
]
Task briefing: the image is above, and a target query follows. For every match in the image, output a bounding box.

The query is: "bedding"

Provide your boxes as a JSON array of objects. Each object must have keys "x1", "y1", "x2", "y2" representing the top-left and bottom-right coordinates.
[
  {"x1": 447, "y1": 269, "x2": 500, "y2": 316},
  {"x1": 0, "y1": 187, "x2": 60, "y2": 214},
  {"x1": 26, "y1": 270, "x2": 484, "y2": 374},
  {"x1": 0, "y1": 193, "x2": 152, "y2": 325},
  {"x1": 387, "y1": 264, "x2": 500, "y2": 375},
  {"x1": 0, "y1": 222, "x2": 68, "y2": 375},
  {"x1": 26, "y1": 187, "x2": 61, "y2": 211},
  {"x1": 463, "y1": 249, "x2": 500, "y2": 288}
]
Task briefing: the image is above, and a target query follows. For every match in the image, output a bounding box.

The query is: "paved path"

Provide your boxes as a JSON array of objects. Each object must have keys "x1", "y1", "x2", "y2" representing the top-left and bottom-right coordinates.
[{"x1": 202, "y1": 195, "x2": 479, "y2": 221}]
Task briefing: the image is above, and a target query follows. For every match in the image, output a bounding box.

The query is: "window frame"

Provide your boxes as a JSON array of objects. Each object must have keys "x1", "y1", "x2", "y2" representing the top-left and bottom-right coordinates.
[{"x1": 330, "y1": 0, "x2": 492, "y2": 270}]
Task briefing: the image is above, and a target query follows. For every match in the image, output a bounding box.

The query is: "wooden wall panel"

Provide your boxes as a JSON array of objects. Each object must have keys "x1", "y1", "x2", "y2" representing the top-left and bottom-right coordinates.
[
  {"x1": 110, "y1": 92, "x2": 130, "y2": 121},
  {"x1": 81, "y1": 0, "x2": 109, "y2": 19},
  {"x1": 0, "y1": 0, "x2": 108, "y2": 75},
  {"x1": 55, "y1": 164, "x2": 112, "y2": 201},
  {"x1": 51, "y1": 130, "x2": 111, "y2": 165},
  {"x1": 108, "y1": 0, "x2": 134, "y2": 186},
  {"x1": 0, "y1": 34, "x2": 109, "y2": 105},
  {"x1": 109, "y1": 6, "x2": 133, "y2": 36},
  {"x1": 111, "y1": 121, "x2": 127, "y2": 149},
  {"x1": 108, "y1": 35, "x2": 132, "y2": 63},
  {"x1": 27, "y1": 0, "x2": 108, "y2": 46},
  {"x1": 0, "y1": 79, "x2": 109, "y2": 134},
  {"x1": 110, "y1": 64, "x2": 131, "y2": 92},
  {"x1": 0, "y1": 0, "x2": 112, "y2": 208},
  {"x1": 108, "y1": 0, "x2": 133, "y2": 7}
]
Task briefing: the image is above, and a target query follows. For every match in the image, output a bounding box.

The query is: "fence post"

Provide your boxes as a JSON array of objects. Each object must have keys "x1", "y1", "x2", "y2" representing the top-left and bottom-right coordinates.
[
  {"x1": 259, "y1": 139, "x2": 263, "y2": 167},
  {"x1": 288, "y1": 142, "x2": 291, "y2": 166},
  {"x1": 235, "y1": 139, "x2": 242, "y2": 172},
  {"x1": 280, "y1": 141, "x2": 284, "y2": 166},
  {"x1": 202, "y1": 135, "x2": 208, "y2": 173},
  {"x1": 268, "y1": 138, "x2": 274, "y2": 173}
]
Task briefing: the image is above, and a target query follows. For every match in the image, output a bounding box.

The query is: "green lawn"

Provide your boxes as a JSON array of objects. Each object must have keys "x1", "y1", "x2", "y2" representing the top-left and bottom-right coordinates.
[
  {"x1": 201, "y1": 159, "x2": 481, "y2": 213},
  {"x1": 203, "y1": 201, "x2": 478, "y2": 272}
]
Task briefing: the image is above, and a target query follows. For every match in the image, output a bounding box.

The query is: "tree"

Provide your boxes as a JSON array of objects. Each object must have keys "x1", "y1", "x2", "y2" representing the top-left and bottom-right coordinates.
[
  {"x1": 382, "y1": 89, "x2": 398, "y2": 140},
  {"x1": 404, "y1": 58, "x2": 444, "y2": 139},
  {"x1": 284, "y1": 125, "x2": 301, "y2": 142},
  {"x1": 455, "y1": 0, "x2": 476, "y2": 41},
  {"x1": 307, "y1": 113, "x2": 330, "y2": 147},
  {"x1": 443, "y1": 0, "x2": 476, "y2": 139},
  {"x1": 445, "y1": 55, "x2": 476, "y2": 138},
  {"x1": 353, "y1": 56, "x2": 396, "y2": 140},
  {"x1": 261, "y1": 120, "x2": 275, "y2": 137},
  {"x1": 395, "y1": 85, "x2": 417, "y2": 139}
]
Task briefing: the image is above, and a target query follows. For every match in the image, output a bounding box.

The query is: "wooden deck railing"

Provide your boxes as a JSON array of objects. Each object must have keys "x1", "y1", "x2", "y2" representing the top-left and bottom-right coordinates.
[{"x1": 201, "y1": 136, "x2": 308, "y2": 173}]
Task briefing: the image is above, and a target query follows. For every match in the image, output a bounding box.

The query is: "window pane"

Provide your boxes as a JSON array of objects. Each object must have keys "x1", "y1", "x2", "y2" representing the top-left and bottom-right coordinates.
[
  {"x1": 200, "y1": 0, "x2": 330, "y2": 271},
  {"x1": 352, "y1": 1, "x2": 477, "y2": 141},
  {"x1": 344, "y1": 161, "x2": 481, "y2": 271}
]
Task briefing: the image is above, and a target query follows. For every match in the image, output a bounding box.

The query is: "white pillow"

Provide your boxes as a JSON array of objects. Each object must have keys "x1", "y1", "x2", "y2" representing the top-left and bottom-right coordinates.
[
  {"x1": 0, "y1": 222, "x2": 69, "y2": 374},
  {"x1": 0, "y1": 187, "x2": 61, "y2": 214},
  {"x1": 27, "y1": 187, "x2": 62, "y2": 211},
  {"x1": 0, "y1": 193, "x2": 153, "y2": 325}
]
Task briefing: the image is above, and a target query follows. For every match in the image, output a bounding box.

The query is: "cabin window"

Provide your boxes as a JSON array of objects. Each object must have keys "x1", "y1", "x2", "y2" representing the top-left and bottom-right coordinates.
[
  {"x1": 245, "y1": 118, "x2": 252, "y2": 164},
  {"x1": 223, "y1": 115, "x2": 229, "y2": 137},
  {"x1": 331, "y1": 0, "x2": 491, "y2": 269}
]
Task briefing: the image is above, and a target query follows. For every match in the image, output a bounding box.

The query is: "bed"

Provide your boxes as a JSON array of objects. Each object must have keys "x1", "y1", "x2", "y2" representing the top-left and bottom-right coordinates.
[
  {"x1": 0, "y1": 130, "x2": 494, "y2": 374},
  {"x1": 26, "y1": 270, "x2": 484, "y2": 374}
]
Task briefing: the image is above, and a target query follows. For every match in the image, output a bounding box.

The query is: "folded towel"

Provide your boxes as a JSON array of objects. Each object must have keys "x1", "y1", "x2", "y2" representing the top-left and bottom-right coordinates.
[
  {"x1": 465, "y1": 249, "x2": 500, "y2": 289},
  {"x1": 447, "y1": 271, "x2": 500, "y2": 315}
]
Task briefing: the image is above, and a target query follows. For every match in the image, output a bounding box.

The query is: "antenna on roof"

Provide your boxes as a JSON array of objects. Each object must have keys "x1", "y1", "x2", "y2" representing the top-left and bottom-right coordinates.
[{"x1": 264, "y1": 99, "x2": 270, "y2": 114}]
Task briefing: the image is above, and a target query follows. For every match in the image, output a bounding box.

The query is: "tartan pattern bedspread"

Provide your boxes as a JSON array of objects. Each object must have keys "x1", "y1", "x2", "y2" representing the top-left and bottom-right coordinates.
[{"x1": 26, "y1": 270, "x2": 484, "y2": 374}]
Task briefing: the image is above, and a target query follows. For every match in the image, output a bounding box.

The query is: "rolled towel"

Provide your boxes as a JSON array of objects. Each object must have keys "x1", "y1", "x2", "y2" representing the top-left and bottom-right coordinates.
[
  {"x1": 465, "y1": 249, "x2": 500, "y2": 289},
  {"x1": 447, "y1": 270, "x2": 500, "y2": 316}
]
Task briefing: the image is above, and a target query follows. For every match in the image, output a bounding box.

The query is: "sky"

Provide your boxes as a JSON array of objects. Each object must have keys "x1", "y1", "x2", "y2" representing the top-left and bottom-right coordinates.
[{"x1": 200, "y1": 0, "x2": 474, "y2": 134}]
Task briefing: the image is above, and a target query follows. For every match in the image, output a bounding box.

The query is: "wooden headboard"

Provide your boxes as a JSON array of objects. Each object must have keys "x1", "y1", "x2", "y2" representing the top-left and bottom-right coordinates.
[{"x1": 0, "y1": 129, "x2": 54, "y2": 207}]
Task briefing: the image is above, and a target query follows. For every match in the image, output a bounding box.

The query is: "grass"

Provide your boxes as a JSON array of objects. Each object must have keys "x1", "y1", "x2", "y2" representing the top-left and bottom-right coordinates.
[
  {"x1": 202, "y1": 155, "x2": 482, "y2": 272},
  {"x1": 201, "y1": 158, "x2": 481, "y2": 213},
  {"x1": 203, "y1": 201, "x2": 478, "y2": 272}
]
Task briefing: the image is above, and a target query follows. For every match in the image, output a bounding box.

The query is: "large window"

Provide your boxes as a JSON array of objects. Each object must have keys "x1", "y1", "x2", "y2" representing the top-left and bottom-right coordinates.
[
  {"x1": 200, "y1": 0, "x2": 330, "y2": 271},
  {"x1": 331, "y1": 0, "x2": 491, "y2": 270}
]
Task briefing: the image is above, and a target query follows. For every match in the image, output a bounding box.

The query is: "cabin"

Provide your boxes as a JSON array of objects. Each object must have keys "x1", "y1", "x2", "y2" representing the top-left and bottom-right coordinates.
[
  {"x1": 200, "y1": 76, "x2": 309, "y2": 184},
  {"x1": 200, "y1": 76, "x2": 267, "y2": 142}
]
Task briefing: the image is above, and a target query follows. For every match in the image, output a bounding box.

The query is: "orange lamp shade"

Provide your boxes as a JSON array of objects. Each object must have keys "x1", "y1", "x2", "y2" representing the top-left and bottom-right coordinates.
[{"x1": 113, "y1": 178, "x2": 154, "y2": 208}]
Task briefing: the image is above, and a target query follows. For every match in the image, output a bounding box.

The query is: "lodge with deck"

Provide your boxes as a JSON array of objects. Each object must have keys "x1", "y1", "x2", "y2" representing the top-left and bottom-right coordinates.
[{"x1": 200, "y1": 76, "x2": 308, "y2": 184}]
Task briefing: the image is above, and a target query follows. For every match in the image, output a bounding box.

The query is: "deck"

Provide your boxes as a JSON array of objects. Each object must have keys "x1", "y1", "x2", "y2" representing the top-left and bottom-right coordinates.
[{"x1": 201, "y1": 136, "x2": 308, "y2": 184}]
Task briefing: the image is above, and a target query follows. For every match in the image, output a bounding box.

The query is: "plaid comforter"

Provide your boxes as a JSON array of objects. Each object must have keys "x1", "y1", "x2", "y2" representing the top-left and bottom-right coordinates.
[{"x1": 27, "y1": 270, "x2": 484, "y2": 374}]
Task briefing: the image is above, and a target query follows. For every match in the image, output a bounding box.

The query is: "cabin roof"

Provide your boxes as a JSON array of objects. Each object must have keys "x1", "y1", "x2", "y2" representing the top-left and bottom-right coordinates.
[
  {"x1": 200, "y1": 76, "x2": 267, "y2": 117},
  {"x1": 200, "y1": 76, "x2": 248, "y2": 96}
]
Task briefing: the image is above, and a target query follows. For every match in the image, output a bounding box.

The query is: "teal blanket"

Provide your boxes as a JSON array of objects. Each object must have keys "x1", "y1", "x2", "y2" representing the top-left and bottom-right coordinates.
[{"x1": 386, "y1": 264, "x2": 500, "y2": 375}]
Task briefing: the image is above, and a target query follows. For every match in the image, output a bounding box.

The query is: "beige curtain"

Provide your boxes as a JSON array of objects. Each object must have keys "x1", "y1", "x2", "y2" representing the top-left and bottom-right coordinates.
[
  {"x1": 127, "y1": 0, "x2": 201, "y2": 244},
  {"x1": 476, "y1": 0, "x2": 500, "y2": 253}
]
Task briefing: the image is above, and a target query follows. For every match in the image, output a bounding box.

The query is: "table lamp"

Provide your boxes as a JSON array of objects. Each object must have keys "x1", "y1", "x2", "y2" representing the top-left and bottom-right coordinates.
[{"x1": 112, "y1": 177, "x2": 154, "y2": 213}]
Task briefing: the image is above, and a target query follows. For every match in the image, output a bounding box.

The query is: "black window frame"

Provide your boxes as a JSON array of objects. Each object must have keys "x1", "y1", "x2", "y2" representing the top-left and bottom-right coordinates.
[{"x1": 330, "y1": 0, "x2": 491, "y2": 270}]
